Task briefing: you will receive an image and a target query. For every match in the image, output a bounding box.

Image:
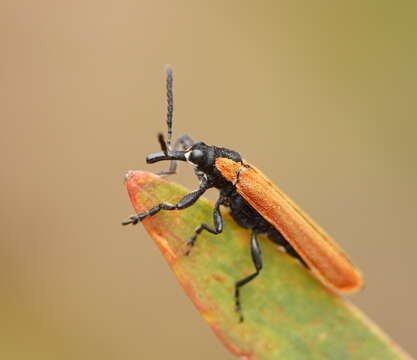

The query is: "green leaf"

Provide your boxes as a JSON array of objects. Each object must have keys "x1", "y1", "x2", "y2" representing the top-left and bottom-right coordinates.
[{"x1": 125, "y1": 170, "x2": 411, "y2": 360}]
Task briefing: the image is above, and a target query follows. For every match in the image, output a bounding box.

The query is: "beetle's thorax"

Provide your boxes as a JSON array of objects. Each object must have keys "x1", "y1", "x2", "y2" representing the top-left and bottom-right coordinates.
[{"x1": 185, "y1": 142, "x2": 242, "y2": 189}]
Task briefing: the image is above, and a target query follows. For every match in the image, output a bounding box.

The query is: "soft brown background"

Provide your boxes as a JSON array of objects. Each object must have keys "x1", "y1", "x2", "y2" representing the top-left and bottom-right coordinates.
[{"x1": 1, "y1": 1, "x2": 416, "y2": 359}]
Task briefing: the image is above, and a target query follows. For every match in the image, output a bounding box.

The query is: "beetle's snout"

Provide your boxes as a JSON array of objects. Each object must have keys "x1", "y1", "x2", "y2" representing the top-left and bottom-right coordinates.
[{"x1": 146, "y1": 151, "x2": 186, "y2": 164}]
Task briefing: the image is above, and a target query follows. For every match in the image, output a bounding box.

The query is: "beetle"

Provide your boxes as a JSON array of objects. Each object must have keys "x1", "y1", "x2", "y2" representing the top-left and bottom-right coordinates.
[{"x1": 123, "y1": 66, "x2": 363, "y2": 322}]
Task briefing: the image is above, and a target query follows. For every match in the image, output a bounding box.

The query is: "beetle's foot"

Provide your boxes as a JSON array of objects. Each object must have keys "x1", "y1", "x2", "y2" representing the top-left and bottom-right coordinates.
[
  {"x1": 122, "y1": 213, "x2": 146, "y2": 226},
  {"x1": 234, "y1": 290, "x2": 245, "y2": 323},
  {"x1": 184, "y1": 236, "x2": 196, "y2": 256},
  {"x1": 238, "y1": 313, "x2": 244, "y2": 323},
  {"x1": 235, "y1": 305, "x2": 244, "y2": 323}
]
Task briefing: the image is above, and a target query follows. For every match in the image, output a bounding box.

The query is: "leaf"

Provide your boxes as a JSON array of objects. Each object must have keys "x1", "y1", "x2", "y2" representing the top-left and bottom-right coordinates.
[{"x1": 125, "y1": 170, "x2": 412, "y2": 360}]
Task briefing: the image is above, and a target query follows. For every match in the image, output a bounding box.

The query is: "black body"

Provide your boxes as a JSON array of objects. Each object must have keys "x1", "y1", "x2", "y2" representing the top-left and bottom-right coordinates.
[{"x1": 123, "y1": 68, "x2": 305, "y2": 322}]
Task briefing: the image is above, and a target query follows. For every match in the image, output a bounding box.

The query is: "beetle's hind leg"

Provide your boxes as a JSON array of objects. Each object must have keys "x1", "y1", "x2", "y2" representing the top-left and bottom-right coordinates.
[
  {"x1": 235, "y1": 230, "x2": 263, "y2": 323},
  {"x1": 185, "y1": 194, "x2": 224, "y2": 255}
]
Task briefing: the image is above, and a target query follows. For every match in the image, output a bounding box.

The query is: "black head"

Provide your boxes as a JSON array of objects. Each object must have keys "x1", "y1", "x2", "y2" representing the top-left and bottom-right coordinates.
[
  {"x1": 145, "y1": 67, "x2": 242, "y2": 180},
  {"x1": 184, "y1": 142, "x2": 215, "y2": 172}
]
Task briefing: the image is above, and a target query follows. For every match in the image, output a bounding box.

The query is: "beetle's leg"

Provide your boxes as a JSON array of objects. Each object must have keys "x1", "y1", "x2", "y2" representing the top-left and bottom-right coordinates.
[
  {"x1": 122, "y1": 179, "x2": 209, "y2": 225},
  {"x1": 235, "y1": 230, "x2": 263, "y2": 322},
  {"x1": 158, "y1": 134, "x2": 194, "y2": 176},
  {"x1": 185, "y1": 194, "x2": 224, "y2": 256}
]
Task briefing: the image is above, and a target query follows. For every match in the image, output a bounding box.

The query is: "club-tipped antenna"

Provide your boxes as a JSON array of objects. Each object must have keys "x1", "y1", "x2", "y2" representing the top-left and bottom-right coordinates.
[{"x1": 165, "y1": 65, "x2": 174, "y2": 150}]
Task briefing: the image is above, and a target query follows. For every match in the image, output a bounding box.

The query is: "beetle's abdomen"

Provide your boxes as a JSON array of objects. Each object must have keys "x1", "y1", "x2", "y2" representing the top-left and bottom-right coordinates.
[
  {"x1": 227, "y1": 190, "x2": 307, "y2": 266},
  {"x1": 228, "y1": 191, "x2": 271, "y2": 232}
]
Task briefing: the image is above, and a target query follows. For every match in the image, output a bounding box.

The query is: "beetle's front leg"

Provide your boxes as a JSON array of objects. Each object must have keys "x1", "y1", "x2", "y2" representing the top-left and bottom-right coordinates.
[{"x1": 122, "y1": 179, "x2": 210, "y2": 225}]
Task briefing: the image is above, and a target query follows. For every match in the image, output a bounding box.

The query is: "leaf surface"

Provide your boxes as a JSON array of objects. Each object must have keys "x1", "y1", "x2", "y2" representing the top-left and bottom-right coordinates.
[{"x1": 125, "y1": 170, "x2": 411, "y2": 360}]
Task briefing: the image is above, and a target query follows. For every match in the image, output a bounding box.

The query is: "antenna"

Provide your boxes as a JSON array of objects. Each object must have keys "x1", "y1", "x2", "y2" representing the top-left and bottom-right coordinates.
[{"x1": 165, "y1": 65, "x2": 173, "y2": 150}]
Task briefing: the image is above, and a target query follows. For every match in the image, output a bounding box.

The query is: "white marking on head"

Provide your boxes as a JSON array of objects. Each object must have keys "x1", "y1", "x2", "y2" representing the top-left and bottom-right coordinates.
[{"x1": 184, "y1": 151, "x2": 197, "y2": 168}]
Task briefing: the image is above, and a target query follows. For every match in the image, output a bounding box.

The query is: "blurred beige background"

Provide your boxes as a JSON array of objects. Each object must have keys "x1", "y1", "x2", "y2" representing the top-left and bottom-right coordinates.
[{"x1": 1, "y1": 1, "x2": 416, "y2": 359}]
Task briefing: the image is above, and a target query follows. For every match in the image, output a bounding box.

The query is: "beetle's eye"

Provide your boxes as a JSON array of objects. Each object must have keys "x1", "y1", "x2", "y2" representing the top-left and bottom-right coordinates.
[{"x1": 189, "y1": 149, "x2": 205, "y2": 164}]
